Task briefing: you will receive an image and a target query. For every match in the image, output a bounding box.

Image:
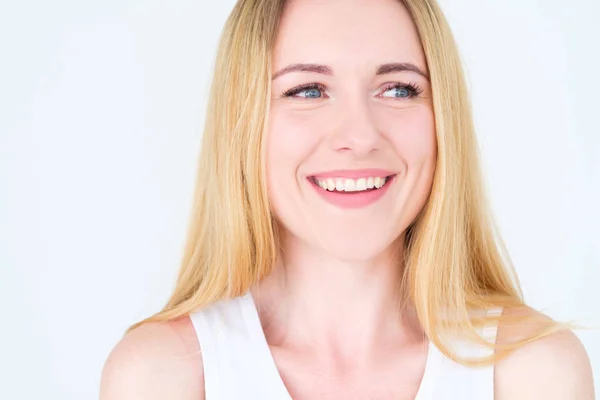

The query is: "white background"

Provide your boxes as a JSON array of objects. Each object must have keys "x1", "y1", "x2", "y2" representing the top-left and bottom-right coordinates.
[{"x1": 1, "y1": 0, "x2": 598, "y2": 398}]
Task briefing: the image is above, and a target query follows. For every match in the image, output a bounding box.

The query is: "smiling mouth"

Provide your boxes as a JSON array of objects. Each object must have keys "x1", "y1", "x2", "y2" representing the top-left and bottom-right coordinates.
[{"x1": 310, "y1": 175, "x2": 395, "y2": 193}]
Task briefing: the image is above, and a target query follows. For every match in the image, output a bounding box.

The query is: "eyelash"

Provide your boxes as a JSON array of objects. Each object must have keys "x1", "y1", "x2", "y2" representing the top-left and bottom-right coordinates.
[{"x1": 282, "y1": 82, "x2": 424, "y2": 99}]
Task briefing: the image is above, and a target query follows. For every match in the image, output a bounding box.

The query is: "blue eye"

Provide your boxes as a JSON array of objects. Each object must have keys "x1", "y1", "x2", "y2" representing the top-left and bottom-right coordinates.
[
  {"x1": 300, "y1": 88, "x2": 323, "y2": 98},
  {"x1": 383, "y1": 86, "x2": 410, "y2": 98},
  {"x1": 381, "y1": 83, "x2": 421, "y2": 99},
  {"x1": 283, "y1": 83, "x2": 326, "y2": 99}
]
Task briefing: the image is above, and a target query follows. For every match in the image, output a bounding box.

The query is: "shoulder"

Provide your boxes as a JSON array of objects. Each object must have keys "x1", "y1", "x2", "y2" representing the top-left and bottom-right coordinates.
[
  {"x1": 494, "y1": 306, "x2": 594, "y2": 399},
  {"x1": 100, "y1": 315, "x2": 204, "y2": 400}
]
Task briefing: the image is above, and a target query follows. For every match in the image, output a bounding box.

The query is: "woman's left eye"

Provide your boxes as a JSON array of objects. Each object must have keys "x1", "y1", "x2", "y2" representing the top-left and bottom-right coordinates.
[{"x1": 380, "y1": 83, "x2": 422, "y2": 99}]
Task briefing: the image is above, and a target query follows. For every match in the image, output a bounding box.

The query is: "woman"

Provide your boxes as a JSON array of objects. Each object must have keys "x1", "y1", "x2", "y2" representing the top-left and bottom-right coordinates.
[{"x1": 100, "y1": 0, "x2": 594, "y2": 398}]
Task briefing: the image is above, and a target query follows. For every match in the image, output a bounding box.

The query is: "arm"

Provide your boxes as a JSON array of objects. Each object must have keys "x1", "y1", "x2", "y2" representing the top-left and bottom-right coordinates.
[{"x1": 100, "y1": 317, "x2": 204, "y2": 400}]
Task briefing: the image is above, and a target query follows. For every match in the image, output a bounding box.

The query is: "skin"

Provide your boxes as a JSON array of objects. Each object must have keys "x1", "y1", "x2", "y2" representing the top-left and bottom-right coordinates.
[{"x1": 99, "y1": 0, "x2": 595, "y2": 399}]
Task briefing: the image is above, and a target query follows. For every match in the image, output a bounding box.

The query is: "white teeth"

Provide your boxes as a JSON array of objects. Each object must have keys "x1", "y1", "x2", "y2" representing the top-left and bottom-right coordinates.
[
  {"x1": 356, "y1": 178, "x2": 366, "y2": 191},
  {"x1": 314, "y1": 176, "x2": 390, "y2": 192},
  {"x1": 366, "y1": 177, "x2": 374, "y2": 189},
  {"x1": 326, "y1": 178, "x2": 335, "y2": 191},
  {"x1": 344, "y1": 179, "x2": 355, "y2": 192}
]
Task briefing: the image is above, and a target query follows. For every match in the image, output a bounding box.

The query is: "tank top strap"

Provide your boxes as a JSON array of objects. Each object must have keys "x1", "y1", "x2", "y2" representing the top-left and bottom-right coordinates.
[
  {"x1": 429, "y1": 306, "x2": 503, "y2": 399},
  {"x1": 189, "y1": 292, "x2": 292, "y2": 400},
  {"x1": 482, "y1": 306, "x2": 503, "y2": 343},
  {"x1": 471, "y1": 305, "x2": 503, "y2": 399}
]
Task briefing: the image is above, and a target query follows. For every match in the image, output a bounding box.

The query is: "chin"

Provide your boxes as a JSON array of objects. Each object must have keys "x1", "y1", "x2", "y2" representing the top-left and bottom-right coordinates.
[{"x1": 317, "y1": 235, "x2": 397, "y2": 262}]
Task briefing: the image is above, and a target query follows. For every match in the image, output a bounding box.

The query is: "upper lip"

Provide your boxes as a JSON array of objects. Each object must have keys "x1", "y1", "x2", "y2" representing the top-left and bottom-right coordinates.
[{"x1": 309, "y1": 169, "x2": 396, "y2": 179}]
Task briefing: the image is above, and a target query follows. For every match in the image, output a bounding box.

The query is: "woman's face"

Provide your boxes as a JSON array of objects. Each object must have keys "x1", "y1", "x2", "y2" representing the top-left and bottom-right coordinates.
[{"x1": 266, "y1": 0, "x2": 437, "y2": 260}]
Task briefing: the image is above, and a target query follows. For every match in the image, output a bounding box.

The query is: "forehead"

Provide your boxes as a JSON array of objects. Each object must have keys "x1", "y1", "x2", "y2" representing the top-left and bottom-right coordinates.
[{"x1": 272, "y1": 0, "x2": 427, "y2": 74}]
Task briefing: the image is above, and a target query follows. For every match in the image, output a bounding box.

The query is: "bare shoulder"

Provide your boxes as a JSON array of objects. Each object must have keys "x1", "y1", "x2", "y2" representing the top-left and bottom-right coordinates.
[
  {"x1": 494, "y1": 306, "x2": 595, "y2": 400},
  {"x1": 100, "y1": 315, "x2": 204, "y2": 400}
]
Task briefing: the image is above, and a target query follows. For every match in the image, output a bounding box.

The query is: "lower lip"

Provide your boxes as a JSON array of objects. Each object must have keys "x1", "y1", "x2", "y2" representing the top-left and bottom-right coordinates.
[{"x1": 309, "y1": 176, "x2": 395, "y2": 209}]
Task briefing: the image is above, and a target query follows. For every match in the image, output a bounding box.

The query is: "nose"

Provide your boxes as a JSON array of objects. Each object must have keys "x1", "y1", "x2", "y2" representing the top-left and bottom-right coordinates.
[{"x1": 328, "y1": 99, "x2": 381, "y2": 157}]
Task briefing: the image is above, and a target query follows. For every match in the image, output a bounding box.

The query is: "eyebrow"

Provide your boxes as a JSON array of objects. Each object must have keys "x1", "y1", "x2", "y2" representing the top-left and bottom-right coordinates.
[
  {"x1": 376, "y1": 62, "x2": 429, "y2": 80},
  {"x1": 271, "y1": 62, "x2": 429, "y2": 81}
]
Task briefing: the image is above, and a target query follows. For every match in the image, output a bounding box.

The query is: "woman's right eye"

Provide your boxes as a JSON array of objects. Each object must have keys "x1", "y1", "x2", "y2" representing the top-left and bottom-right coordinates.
[{"x1": 283, "y1": 83, "x2": 327, "y2": 99}]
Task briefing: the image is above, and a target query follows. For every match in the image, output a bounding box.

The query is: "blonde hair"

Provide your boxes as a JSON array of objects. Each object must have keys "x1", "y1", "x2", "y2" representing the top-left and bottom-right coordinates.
[{"x1": 128, "y1": 0, "x2": 568, "y2": 366}]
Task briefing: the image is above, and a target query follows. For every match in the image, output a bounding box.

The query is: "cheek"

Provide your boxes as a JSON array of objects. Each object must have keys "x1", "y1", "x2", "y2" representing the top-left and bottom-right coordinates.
[
  {"x1": 265, "y1": 108, "x2": 323, "y2": 214},
  {"x1": 380, "y1": 106, "x2": 437, "y2": 164},
  {"x1": 266, "y1": 109, "x2": 322, "y2": 169},
  {"x1": 390, "y1": 108, "x2": 437, "y2": 227},
  {"x1": 378, "y1": 106, "x2": 437, "y2": 227}
]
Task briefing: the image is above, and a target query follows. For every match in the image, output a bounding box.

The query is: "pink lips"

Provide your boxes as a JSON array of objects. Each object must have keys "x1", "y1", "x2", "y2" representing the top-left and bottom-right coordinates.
[{"x1": 308, "y1": 169, "x2": 396, "y2": 209}]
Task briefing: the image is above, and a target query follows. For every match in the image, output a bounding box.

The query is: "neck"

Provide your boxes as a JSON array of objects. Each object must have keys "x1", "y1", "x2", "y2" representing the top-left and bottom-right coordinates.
[{"x1": 252, "y1": 231, "x2": 423, "y2": 367}]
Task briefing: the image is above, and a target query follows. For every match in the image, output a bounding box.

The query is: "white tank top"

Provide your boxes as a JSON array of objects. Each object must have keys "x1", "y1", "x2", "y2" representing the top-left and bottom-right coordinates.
[{"x1": 189, "y1": 292, "x2": 502, "y2": 399}]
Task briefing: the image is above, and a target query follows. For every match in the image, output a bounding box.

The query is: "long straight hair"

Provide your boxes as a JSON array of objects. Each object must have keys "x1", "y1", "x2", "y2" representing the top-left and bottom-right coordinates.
[{"x1": 128, "y1": 0, "x2": 567, "y2": 366}]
